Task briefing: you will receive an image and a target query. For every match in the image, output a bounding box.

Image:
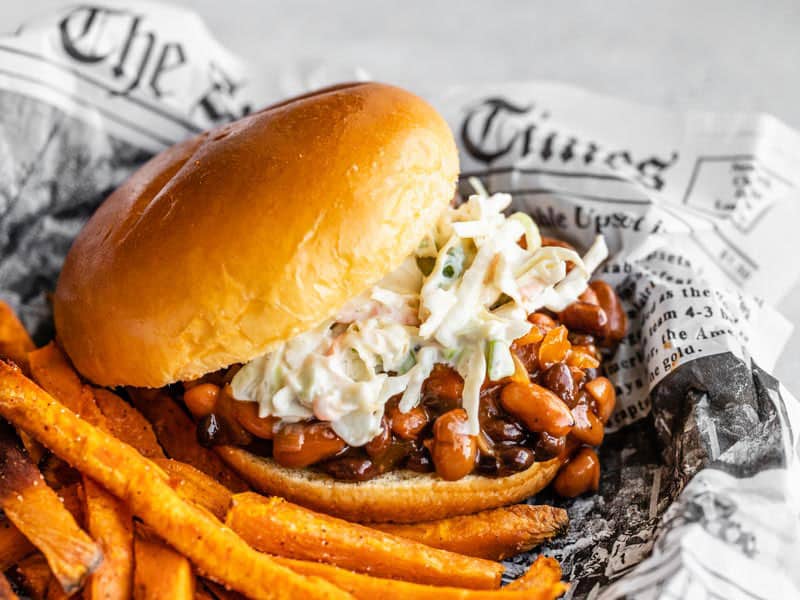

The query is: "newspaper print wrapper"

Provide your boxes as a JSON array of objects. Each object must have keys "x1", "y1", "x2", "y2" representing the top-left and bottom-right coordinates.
[{"x1": 1, "y1": 3, "x2": 798, "y2": 599}]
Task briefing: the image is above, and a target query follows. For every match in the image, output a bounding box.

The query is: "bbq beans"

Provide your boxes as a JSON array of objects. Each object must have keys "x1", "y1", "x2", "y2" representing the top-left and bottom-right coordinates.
[
  {"x1": 559, "y1": 302, "x2": 608, "y2": 337},
  {"x1": 540, "y1": 363, "x2": 575, "y2": 406},
  {"x1": 388, "y1": 404, "x2": 430, "y2": 441},
  {"x1": 500, "y1": 382, "x2": 574, "y2": 437},
  {"x1": 590, "y1": 280, "x2": 627, "y2": 344},
  {"x1": 570, "y1": 403, "x2": 604, "y2": 447},
  {"x1": 183, "y1": 383, "x2": 220, "y2": 418},
  {"x1": 189, "y1": 279, "x2": 625, "y2": 493},
  {"x1": 430, "y1": 409, "x2": 478, "y2": 481},
  {"x1": 272, "y1": 422, "x2": 346, "y2": 468},
  {"x1": 585, "y1": 377, "x2": 616, "y2": 423},
  {"x1": 235, "y1": 401, "x2": 280, "y2": 439},
  {"x1": 553, "y1": 447, "x2": 600, "y2": 497}
]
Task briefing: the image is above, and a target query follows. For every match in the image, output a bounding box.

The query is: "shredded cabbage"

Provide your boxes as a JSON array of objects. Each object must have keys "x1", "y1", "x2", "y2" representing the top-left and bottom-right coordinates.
[{"x1": 232, "y1": 187, "x2": 608, "y2": 446}]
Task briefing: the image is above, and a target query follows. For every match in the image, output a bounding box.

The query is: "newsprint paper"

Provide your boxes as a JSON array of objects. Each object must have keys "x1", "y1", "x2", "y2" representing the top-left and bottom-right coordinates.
[{"x1": 0, "y1": 3, "x2": 798, "y2": 598}]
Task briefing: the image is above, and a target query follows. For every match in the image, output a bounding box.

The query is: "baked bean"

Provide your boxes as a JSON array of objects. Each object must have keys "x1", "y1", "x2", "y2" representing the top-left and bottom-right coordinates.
[
  {"x1": 559, "y1": 301, "x2": 608, "y2": 337},
  {"x1": 590, "y1": 280, "x2": 627, "y2": 344},
  {"x1": 272, "y1": 422, "x2": 346, "y2": 468},
  {"x1": 568, "y1": 366, "x2": 586, "y2": 387},
  {"x1": 540, "y1": 362, "x2": 575, "y2": 405},
  {"x1": 183, "y1": 383, "x2": 220, "y2": 418},
  {"x1": 483, "y1": 417, "x2": 527, "y2": 443},
  {"x1": 553, "y1": 448, "x2": 600, "y2": 497},
  {"x1": 389, "y1": 404, "x2": 430, "y2": 441},
  {"x1": 570, "y1": 403, "x2": 604, "y2": 446},
  {"x1": 423, "y1": 365, "x2": 463, "y2": 413},
  {"x1": 583, "y1": 367, "x2": 600, "y2": 382},
  {"x1": 321, "y1": 457, "x2": 378, "y2": 481},
  {"x1": 511, "y1": 342, "x2": 539, "y2": 374},
  {"x1": 431, "y1": 409, "x2": 478, "y2": 481},
  {"x1": 567, "y1": 332, "x2": 595, "y2": 346},
  {"x1": 498, "y1": 446, "x2": 536, "y2": 472},
  {"x1": 405, "y1": 443, "x2": 434, "y2": 473},
  {"x1": 365, "y1": 417, "x2": 391, "y2": 458},
  {"x1": 534, "y1": 432, "x2": 566, "y2": 460},
  {"x1": 528, "y1": 312, "x2": 557, "y2": 331},
  {"x1": 234, "y1": 401, "x2": 280, "y2": 439},
  {"x1": 578, "y1": 287, "x2": 600, "y2": 305},
  {"x1": 538, "y1": 326, "x2": 571, "y2": 367},
  {"x1": 585, "y1": 377, "x2": 616, "y2": 423},
  {"x1": 477, "y1": 453, "x2": 502, "y2": 475},
  {"x1": 500, "y1": 382, "x2": 574, "y2": 437}
]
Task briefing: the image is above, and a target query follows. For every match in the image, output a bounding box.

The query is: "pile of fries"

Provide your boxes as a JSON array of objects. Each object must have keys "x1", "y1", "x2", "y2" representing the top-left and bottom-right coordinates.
[{"x1": 0, "y1": 301, "x2": 569, "y2": 599}]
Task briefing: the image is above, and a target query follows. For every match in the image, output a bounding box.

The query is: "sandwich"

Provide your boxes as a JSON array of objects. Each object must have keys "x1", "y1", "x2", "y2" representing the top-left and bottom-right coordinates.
[{"x1": 53, "y1": 82, "x2": 625, "y2": 523}]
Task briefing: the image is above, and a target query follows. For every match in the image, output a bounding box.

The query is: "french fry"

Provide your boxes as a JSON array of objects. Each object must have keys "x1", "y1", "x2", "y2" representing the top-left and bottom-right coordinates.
[
  {"x1": 153, "y1": 459, "x2": 232, "y2": 520},
  {"x1": 0, "y1": 518, "x2": 34, "y2": 571},
  {"x1": 0, "y1": 301, "x2": 35, "y2": 371},
  {"x1": 0, "y1": 364, "x2": 352, "y2": 600},
  {"x1": 83, "y1": 479, "x2": 134, "y2": 600},
  {"x1": 92, "y1": 388, "x2": 164, "y2": 459},
  {"x1": 503, "y1": 556, "x2": 566, "y2": 593},
  {"x1": 134, "y1": 532, "x2": 195, "y2": 600},
  {"x1": 0, "y1": 571, "x2": 19, "y2": 600},
  {"x1": 372, "y1": 505, "x2": 569, "y2": 560},
  {"x1": 0, "y1": 427, "x2": 101, "y2": 594},
  {"x1": 129, "y1": 389, "x2": 247, "y2": 492},
  {"x1": 29, "y1": 343, "x2": 135, "y2": 600},
  {"x1": 274, "y1": 555, "x2": 567, "y2": 600},
  {"x1": 226, "y1": 492, "x2": 503, "y2": 589}
]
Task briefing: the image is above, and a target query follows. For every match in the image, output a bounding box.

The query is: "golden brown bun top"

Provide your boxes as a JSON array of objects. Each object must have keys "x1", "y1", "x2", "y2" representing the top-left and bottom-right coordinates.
[{"x1": 54, "y1": 83, "x2": 459, "y2": 387}]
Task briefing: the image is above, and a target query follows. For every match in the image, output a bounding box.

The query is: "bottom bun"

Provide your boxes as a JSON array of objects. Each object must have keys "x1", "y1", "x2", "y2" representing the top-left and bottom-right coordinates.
[{"x1": 216, "y1": 446, "x2": 562, "y2": 523}]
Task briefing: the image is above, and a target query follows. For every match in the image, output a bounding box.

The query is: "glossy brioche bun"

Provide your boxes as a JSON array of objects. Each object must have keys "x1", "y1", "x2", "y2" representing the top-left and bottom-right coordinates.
[
  {"x1": 216, "y1": 445, "x2": 563, "y2": 523},
  {"x1": 54, "y1": 82, "x2": 459, "y2": 387}
]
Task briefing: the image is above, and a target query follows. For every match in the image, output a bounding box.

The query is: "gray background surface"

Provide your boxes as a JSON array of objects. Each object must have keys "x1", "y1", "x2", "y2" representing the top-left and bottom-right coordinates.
[{"x1": 3, "y1": 0, "x2": 799, "y2": 392}]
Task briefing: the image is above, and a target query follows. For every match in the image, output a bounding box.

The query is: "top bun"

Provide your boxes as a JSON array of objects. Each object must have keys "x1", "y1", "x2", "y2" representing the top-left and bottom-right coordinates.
[{"x1": 54, "y1": 83, "x2": 459, "y2": 387}]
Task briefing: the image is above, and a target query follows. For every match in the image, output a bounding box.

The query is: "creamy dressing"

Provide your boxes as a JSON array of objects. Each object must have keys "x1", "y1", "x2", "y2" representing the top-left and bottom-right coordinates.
[{"x1": 231, "y1": 183, "x2": 608, "y2": 446}]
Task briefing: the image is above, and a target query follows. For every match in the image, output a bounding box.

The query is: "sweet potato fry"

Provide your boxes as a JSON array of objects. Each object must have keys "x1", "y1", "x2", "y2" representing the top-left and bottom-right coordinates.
[
  {"x1": 372, "y1": 504, "x2": 569, "y2": 560},
  {"x1": 28, "y1": 343, "x2": 95, "y2": 416},
  {"x1": 504, "y1": 556, "x2": 566, "y2": 593},
  {"x1": 226, "y1": 492, "x2": 503, "y2": 589},
  {"x1": 0, "y1": 365, "x2": 351, "y2": 600},
  {"x1": 0, "y1": 301, "x2": 34, "y2": 371},
  {"x1": 92, "y1": 389, "x2": 164, "y2": 459},
  {"x1": 0, "y1": 302, "x2": 46, "y2": 463},
  {"x1": 29, "y1": 343, "x2": 135, "y2": 599},
  {"x1": 134, "y1": 533, "x2": 194, "y2": 599},
  {"x1": 14, "y1": 554, "x2": 51, "y2": 599},
  {"x1": 275, "y1": 556, "x2": 567, "y2": 600},
  {"x1": 0, "y1": 571, "x2": 19, "y2": 600},
  {"x1": 0, "y1": 428, "x2": 101, "y2": 594},
  {"x1": 202, "y1": 580, "x2": 247, "y2": 600},
  {"x1": 153, "y1": 459, "x2": 232, "y2": 520},
  {"x1": 129, "y1": 389, "x2": 247, "y2": 492},
  {"x1": 0, "y1": 518, "x2": 34, "y2": 571},
  {"x1": 83, "y1": 479, "x2": 134, "y2": 600}
]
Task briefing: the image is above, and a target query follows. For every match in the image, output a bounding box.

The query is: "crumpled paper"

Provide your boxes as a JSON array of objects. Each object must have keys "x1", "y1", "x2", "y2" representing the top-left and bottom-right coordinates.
[{"x1": 1, "y1": 3, "x2": 798, "y2": 598}]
